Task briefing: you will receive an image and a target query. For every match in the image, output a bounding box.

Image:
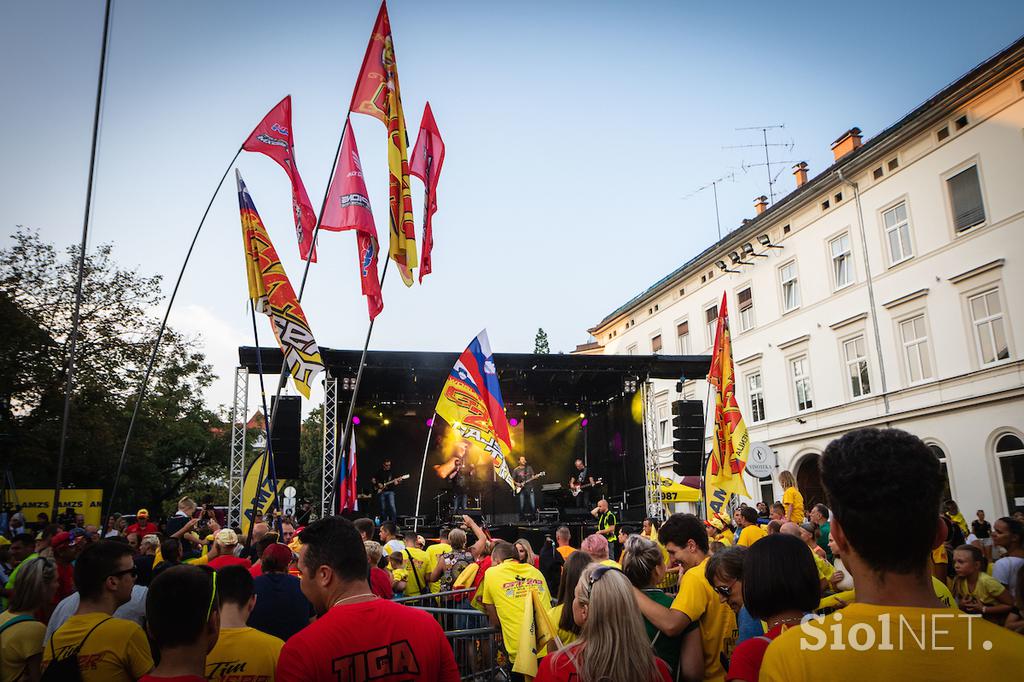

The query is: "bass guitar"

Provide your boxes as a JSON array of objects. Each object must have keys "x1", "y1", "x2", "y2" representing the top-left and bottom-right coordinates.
[
  {"x1": 375, "y1": 474, "x2": 410, "y2": 493},
  {"x1": 513, "y1": 471, "x2": 546, "y2": 494},
  {"x1": 569, "y1": 478, "x2": 604, "y2": 498}
]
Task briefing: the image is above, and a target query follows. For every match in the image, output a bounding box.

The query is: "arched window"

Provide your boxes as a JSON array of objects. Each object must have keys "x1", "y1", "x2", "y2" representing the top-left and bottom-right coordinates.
[
  {"x1": 995, "y1": 433, "x2": 1024, "y2": 515},
  {"x1": 928, "y1": 444, "x2": 952, "y2": 503}
]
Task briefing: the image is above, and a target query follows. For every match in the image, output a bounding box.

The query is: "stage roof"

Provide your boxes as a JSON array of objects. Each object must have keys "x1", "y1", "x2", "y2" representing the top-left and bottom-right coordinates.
[{"x1": 237, "y1": 347, "x2": 710, "y2": 406}]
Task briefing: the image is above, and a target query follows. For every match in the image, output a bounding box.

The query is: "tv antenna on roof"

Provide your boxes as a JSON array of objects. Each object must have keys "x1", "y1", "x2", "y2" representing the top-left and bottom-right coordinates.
[
  {"x1": 682, "y1": 171, "x2": 737, "y2": 241},
  {"x1": 724, "y1": 124, "x2": 794, "y2": 205}
]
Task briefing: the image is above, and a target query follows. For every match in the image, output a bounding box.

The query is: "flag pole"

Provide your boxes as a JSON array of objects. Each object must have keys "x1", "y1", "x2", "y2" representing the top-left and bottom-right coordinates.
[
  {"x1": 105, "y1": 145, "x2": 242, "y2": 521},
  {"x1": 53, "y1": 0, "x2": 113, "y2": 519},
  {"x1": 246, "y1": 301, "x2": 281, "y2": 545},
  {"x1": 412, "y1": 412, "x2": 437, "y2": 532}
]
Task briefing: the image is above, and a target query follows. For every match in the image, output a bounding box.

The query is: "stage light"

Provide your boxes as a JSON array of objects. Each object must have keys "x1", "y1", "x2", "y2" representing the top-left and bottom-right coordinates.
[
  {"x1": 581, "y1": 418, "x2": 589, "y2": 427},
  {"x1": 578, "y1": 413, "x2": 585, "y2": 419},
  {"x1": 426, "y1": 417, "x2": 434, "y2": 427},
  {"x1": 509, "y1": 418, "x2": 519, "y2": 427},
  {"x1": 555, "y1": 419, "x2": 560, "y2": 424},
  {"x1": 383, "y1": 418, "x2": 391, "y2": 426},
  {"x1": 378, "y1": 411, "x2": 383, "y2": 418},
  {"x1": 352, "y1": 416, "x2": 361, "y2": 425}
]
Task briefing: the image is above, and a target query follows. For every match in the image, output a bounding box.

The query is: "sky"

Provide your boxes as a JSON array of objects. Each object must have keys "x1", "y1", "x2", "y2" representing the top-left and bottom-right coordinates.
[{"x1": 3, "y1": 1, "x2": 1022, "y2": 414}]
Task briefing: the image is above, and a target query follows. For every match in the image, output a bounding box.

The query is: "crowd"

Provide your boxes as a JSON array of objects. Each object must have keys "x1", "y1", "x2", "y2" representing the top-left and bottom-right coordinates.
[{"x1": 0, "y1": 427, "x2": 1021, "y2": 681}]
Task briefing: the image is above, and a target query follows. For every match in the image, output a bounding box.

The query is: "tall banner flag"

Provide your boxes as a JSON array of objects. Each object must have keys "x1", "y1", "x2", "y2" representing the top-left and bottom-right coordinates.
[
  {"x1": 435, "y1": 331, "x2": 515, "y2": 490},
  {"x1": 236, "y1": 171, "x2": 325, "y2": 398},
  {"x1": 409, "y1": 102, "x2": 445, "y2": 283},
  {"x1": 242, "y1": 96, "x2": 319, "y2": 262},
  {"x1": 706, "y1": 292, "x2": 750, "y2": 498},
  {"x1": 350, "y1": 1, "x2": 418, "y2": 286},
  {"x1": 241, "y1": 453, "x2": 286, "y2": 538},
  {"x1": 338, "y1": 429, "x2": 359, "y2": 512},
  {"x1": 320, "y1": 127, "x2": 384, "y2": 320}
]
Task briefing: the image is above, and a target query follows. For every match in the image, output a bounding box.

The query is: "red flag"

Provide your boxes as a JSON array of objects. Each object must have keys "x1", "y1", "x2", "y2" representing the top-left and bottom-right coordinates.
[
  {"x1": 346, "y1": 433, "x2": 359, "y2": 512},
  {"x1": 243, "y1": 96, "x2": 318, "y2": 262},
  {"x1": 321, "y1": 127, "x2": 384, "y2": 321},
  {"x1": 410, "y1": 102, "x2": 445, "y2": 283}
]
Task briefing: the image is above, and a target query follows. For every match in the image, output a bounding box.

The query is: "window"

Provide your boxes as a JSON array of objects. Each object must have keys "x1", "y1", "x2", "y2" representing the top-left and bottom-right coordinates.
[
  {"x1": 738, "y1": 288, "x2": 754, "y2": 332},
  {"x1": 969, "y1": 289, "x2": 1009, "y2": 364},
  {"x1": 791, "y1": 356, "x2": 813, "y2": 411},
  {"x1": 651, "y1": 334, "x2": 663, "y2": 354},
  {"x1": 937, "y1": 126, "x2": 950, "y2": 141},
  {"x1": 929, "y1": 444, "x2": 953, "y2": 504},
  {"x1": 626, "y1": 344, "x2": 638, "y2": 356},
  {"x1": 888, "y1": 158, "x2": 899, "y2": 171},
  {"x1": 747, "y1": 372, "x2": 765, "y2": 423},
  {"x1": 821, "y1": 199, "x2": 830, "y2": 211},
  {"x1": 834, "y1": 192, "x2": 843, "y2": 203},
  {"x1": 657, "y1": 403, "x2": 670, "y2": 447},
  {"x1": 996, "y1": 433, "x2": 1024, "y2": 516},
  {"x1": 677, "y1": 321, "x2": 690, "y2": 354},
  {"x1": 955, "y1": 115, "x2": 968, "y2": 130},
  {"x1": 830, "y1": 233, "x2": 853, "y2": 289},
  {"x1": 782, "y1": 224, "x2": 791, "y2": 235},
  {"x1": 759, "y1": 480, "x2": 775, "y2": 506},
  {"x1": 883, "y1": 202, "x2": 913, "y2": 264},
  {"x1": 948, "y1": 165, "x2": 985, "y2": 232},
  {"x1": 899, "y1": 315, "x2": 932, "y2": 382},
  {"x1": 780, "y1": 262, "x2": 800, "y2": 312},
  {"x1": 873, "y1": 167, "x2": 884, "y2": 180},
  {"x1": 705, "y1": 305, "x2": 719, "y2": 346},
  {"x1": 843, "y1": 336, "x2": 871, "y2": 398}
]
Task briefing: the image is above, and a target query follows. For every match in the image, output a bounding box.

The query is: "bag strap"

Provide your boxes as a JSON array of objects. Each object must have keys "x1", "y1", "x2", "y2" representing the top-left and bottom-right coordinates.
[
  {"x1": 0, "y1": 614, "x2": 35, "y2": 636},
  {"x1": 405, "y1": 549, "x2": 425, "y2": 593},
  {"x1": 51, "y1": 616, "x2": 113, "y2": 661}
]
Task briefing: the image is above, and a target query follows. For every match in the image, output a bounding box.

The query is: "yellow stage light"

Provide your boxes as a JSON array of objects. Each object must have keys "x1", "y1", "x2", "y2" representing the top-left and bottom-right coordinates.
[{"x1": 383, "y1": 418, "x2": 391, "y2": 426}]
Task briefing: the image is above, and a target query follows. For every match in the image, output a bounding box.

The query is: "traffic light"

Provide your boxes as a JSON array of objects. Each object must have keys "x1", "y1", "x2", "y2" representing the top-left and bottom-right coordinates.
[{"x1": 671, "y1": 399, "x2": 704, "y2": 477}]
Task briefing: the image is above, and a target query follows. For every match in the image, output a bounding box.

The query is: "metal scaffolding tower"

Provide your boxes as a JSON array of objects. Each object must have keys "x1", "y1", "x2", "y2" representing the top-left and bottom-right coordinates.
[
  {"x1": 227, "y1": 366, "x2": 248, "y2": 528},
  {"x1": 641, "y1": 381, "x2": 665, "y2": 522},
  {"x1": 321, "y1": 376, "x2": 338, "y2": 518}
]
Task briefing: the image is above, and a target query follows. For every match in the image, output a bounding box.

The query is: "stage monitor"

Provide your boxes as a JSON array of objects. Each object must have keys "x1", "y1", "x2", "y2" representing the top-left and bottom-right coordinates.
[{"x1": 270, "y1": 396, "x2": 302, "y2": 479}]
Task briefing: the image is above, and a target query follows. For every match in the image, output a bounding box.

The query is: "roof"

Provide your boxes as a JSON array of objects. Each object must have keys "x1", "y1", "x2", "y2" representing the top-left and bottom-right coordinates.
[{"x1": 591, "y1": 34, "x2": 1024, "y2": 333}]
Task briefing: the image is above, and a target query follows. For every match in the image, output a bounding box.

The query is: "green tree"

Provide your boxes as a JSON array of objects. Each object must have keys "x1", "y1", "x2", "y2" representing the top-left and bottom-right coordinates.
[
  {"x1": 0, "y1": 227, "x2": 228, "y2": 513},
  {"x1": 534, "y1": 327, "x2": 550, "y2": 354}
]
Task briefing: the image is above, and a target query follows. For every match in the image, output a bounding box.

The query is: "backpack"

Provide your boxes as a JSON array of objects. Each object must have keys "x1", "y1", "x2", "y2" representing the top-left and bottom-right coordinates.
[{"x1": 41, "y1": 617, "x2": 111, "y2": 682}]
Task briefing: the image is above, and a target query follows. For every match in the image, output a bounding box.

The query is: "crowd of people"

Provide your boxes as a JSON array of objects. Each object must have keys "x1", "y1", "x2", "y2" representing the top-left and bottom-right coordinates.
[{"x1": 0, "y1": 427, "x2": 1022, "y2": 681}]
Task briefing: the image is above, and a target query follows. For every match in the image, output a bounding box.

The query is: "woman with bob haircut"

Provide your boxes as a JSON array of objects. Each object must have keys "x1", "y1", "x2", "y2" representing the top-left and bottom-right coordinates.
[
  {"x1": 535, "y1": 564, "x2": 671, "y2": 681},
  {"x1": 725, "y1": 534, "x2": 820, "y2": 682}
]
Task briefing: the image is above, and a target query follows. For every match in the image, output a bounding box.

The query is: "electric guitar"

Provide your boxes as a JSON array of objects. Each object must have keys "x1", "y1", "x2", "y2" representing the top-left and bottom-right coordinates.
[
  {"x1": 569, "y1": 478, "x2": 604, "y2": 497},
  {"x1": 374, "y1": 474, "x2": 410, "y2": 493},
  {"x1": 513, "y1": 471, "x2": 546, "y2": 494}
]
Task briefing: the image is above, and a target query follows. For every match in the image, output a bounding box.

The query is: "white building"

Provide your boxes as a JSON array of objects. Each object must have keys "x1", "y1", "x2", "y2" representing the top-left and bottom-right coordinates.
[{"x1": 581, "y1": 38, "x2": 1024, "y2": 517}]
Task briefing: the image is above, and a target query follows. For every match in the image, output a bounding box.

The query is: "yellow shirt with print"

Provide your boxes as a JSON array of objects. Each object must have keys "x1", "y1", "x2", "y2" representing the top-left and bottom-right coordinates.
[
  {"x1": 0, "y1": 611, "x2": 45, "y2": 682},
  {"x1": 401, "y1": 546, "x2": 430, "y2": 596},
  {"x1": 479, "y1": 559, "x2": 550, "y2": 663},
  {"x1": 669, "y1": 557, "x2": 737, "y2": 682},
  {"x1": 735, "y1": 524, "x2": 766, "y2": 547},
  {"x1": 952, "y1": 572, "x2": 1006, "y2": 606},
  {"x1": 760, "y1": 602, "x2": 1024, "y2": 681},
  {"x1": 43, "y1": 612, "x2": 153, "y2": 682},
  {"x1": 783, "y1": 486, "x2": 804, "y2": 522},
  {"x1": 206, "y1": 626, "x2": 284, "y2": 682},
  {"x1": 425, "y1": 542, "x2": 452, "y2": 593}
]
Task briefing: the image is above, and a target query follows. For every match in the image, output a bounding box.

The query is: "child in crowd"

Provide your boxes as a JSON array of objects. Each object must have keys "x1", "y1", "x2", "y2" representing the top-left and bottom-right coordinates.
[
  {"x1": 951, "y1": 544, "x2": 1014, "y2": 623},
  {"x1": 389, "y1": 551, "x2": 408, "y2": 597}
]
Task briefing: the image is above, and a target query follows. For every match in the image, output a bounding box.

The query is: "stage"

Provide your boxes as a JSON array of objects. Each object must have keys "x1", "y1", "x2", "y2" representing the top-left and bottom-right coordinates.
[{"x1": 232, "y1": 346, "x2": 710, "y2": 528}]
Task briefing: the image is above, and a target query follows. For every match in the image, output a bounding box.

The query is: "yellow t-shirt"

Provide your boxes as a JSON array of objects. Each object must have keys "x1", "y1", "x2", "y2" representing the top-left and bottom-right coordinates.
[
  {"x1": 715, "y1": 528, "x2": 735, "y2": 546},
  {"x1": 391, "y1": 567, "x2": 409, "y2": 586},
  {"x1": 669, "y1": 557, "x2": 737, "y2": 682},
  {"x1": 818, "y1": 577, "x2": 956, "y2": 612},
  {"x1": 425, "y1": 543, "x2": 451, "y2": 593},
  {"x1": 479, "y1": 559, "x2": 550, "y2": 663},
  {"x1": 598, "y1": 559, "x2": 621, "y2": 568},
  {"x1": 555, "y1": 545, "x2": 575, "y2": 562},
  {"x1": 759, "y1": 602, "x2": 1024, "y2": 681},
  {"x1": 206, "y1": 626, "x2": 284, "y2": 682},
  {"x1": 931, "y1": 544, "x2": 947, "y2": 564},
  {"x1": 783, "y1": 486, "x2": 804, "y2": 522},
  {"x1": 952, "y1": 572, "x2": 1006, "y2": 606},
  {"x1": 547, "y1": 603, "x2": 578, "y2": 647},
  {"x1": 400, "y1": 546, "x2": 430, "y2": 596},
  {"x1": 0, "y1": 611, "x2": 45, "y2": 682},
  {"x1": 42, "y1": 612, "x2": 153, "y2": 682},
  {"x1": 735, "y1": 524, "x2": 766, "y2": 547}
]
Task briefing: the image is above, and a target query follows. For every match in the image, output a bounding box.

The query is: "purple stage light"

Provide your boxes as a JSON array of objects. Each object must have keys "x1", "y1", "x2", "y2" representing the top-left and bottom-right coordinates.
[
  {"x1": 426, "y1": 417, "x2": 434, "y2": 427},
  {"x1": 352, "y1": 416, "x2": 361, "y2": 425},
  {"x1": 509, "y1": 417, "x2": 519, "y2": 427},
  {"x1": 581, "y1": 418, "x2": 589, "y2": 427}
]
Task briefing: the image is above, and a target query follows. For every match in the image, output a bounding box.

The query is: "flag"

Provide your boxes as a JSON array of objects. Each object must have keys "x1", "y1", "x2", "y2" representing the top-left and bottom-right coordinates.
[
  {"x1": 435, "y1": 330, "x2": 515, "y2": 490},
  {"x1": 706, "y1": 292, "x2": 750, "y2": 497},
  {"x1": 242, "y1": 96, "x2": 319, "y2": 262},
  {"x1": 236, "y1": 171, "x2": 324, "y2": 398},
  {"x1": 409, "y1": 102, "x2": 445, "y2": 283},
  {"x1": 511, "y1": 590, "x2": 559, "y2": 679},
  {"x1": 241, "y1": 453, "x2": 286, "y2": 538},
  {"x1": 320, "y1": 126, "x2": 384, "y2": 320},
  {"x1": 350, "y1": 1, "x2": 417, "y2": 286},
  {"x1": 343, "y1": 430, "x2": 359, "y2": 512},
  {"x1": 704, "y1": 454, "x2": 732, "y2": 522}
]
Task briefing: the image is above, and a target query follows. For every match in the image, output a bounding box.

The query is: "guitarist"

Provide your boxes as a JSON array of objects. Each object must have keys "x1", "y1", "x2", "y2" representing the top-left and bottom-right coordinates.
[
  {"x1": 512, "y1": 456, "x2": 538, "y2": 521},
  {"x1": 372, "y1": 458, "x2": 400, "y2": 522},
  {"x1": 569, "y1": 458, "x2": 597, "y2": 509}
]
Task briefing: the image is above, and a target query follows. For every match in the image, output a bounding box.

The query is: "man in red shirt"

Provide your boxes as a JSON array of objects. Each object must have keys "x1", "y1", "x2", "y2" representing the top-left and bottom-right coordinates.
[
  {"x1": 206, "y1": 529, "x2": 252, "y2": 571},
  {"x1": 276, "y1": 516, "x2": 458, "y2": 682},
  {"x1": 125, "y1": 509, "x2": 159, "y2": 536}
]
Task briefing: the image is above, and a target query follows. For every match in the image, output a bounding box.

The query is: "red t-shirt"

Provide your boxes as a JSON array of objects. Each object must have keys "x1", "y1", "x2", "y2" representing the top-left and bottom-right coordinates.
[
  {"x1": 535, "y1": 648, "x2": 672, "y2": 682},
  {"x1": 126, "y1": 522, "x2": 159, "y2": 535},
  {"x1": 207, "y1": 555, "x2": 252, "y2": 571},
  {"x1": 369, "y1": 567, "x2": 394, "y2": 600},
  {"x1": 249, "y1": 562, "x2": 263, "y2": 578},
  {"x1": 276, "y1": 598, "x2": 459, "y2": 682},
  {"x1": 55, "y1": 562, "x2": 75, "y2": 601},
  {"x1": 726, "y1": 624, "x2": 786, "y2": 682}
]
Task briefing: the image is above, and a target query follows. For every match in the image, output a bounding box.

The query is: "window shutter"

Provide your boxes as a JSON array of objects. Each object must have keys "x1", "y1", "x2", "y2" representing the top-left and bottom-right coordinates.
[
  {"x1": 738, "y1": 288, "x2": 752, "y2": 308},
  {"x1": 652, "y1": 335, "x2": 662, "y2": 352},
  {"x1": 677, "y1": 321, "x2": 689, "y2": 336},
  {"x1": 948, "y1": 166, "x2": 985, "y2": 231},
  {"x1": 706, "y1": 306, "x2": 718, "y2": 323}
]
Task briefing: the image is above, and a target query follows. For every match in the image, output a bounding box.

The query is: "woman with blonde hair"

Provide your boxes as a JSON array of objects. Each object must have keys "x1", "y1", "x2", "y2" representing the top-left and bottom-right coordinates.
[
  {"x1": 779, "y1": 470, "x2": 804, "y2": 522},
  {"x1": 1, "y1": 557, "x2": 58, "y2": 681},
  {"x1": 536, "y1": 563, "x2": 671, "y2": 681},
  {"x1": 515, "y1": 538, "x2": 539, "y2": 568},
  {"x1": 620, "y1": 534, "x2": 683, "y2": 676}
]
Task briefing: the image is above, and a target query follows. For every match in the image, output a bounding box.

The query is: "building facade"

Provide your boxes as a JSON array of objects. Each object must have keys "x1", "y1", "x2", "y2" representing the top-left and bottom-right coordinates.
[{"x1": 582, "y1": 39, "x2": 1024, "y2": 517}]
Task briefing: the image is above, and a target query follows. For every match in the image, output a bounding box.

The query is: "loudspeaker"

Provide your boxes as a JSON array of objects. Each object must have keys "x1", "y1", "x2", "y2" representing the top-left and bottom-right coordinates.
[
  {"x1": 271, "y1": 396, "x2": 302, "y2": 479},
  {"x1": 671, "y1": 400, "x2": 705, "y2": 477}
]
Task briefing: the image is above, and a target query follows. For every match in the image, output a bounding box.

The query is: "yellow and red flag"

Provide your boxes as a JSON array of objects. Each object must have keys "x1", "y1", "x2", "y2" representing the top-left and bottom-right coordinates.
[
  {"x1": 706, "y1": 292, "x2": 750, "y2": 497},
  {"x1": 236, "y1": 170, "x2": 324, "y2": 398},
  {"x1": 350, "y1": 1, "x2": 417, "y2": 287}
]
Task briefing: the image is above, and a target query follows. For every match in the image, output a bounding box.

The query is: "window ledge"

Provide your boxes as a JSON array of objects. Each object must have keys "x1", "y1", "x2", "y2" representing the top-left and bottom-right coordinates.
[
  {"x1": 882, "y1": 288, "x2": 929, "y2": 310},
  {"x1": 830, "y1": 312, "x2": 869, "y2": 331},
  {"x1": 948, "y1": 258, "x2": 1004, "y2": 285},
  {"x1": 737, "y1": 352, "x2": 763, "y2": 366},
  {"x1": 779, "y1": 334, "x2": 811, "y2": 351}
]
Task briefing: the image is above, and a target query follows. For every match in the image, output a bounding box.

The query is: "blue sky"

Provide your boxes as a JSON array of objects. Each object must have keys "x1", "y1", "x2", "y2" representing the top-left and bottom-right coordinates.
[{"x1": 3, "y1": 1, "x2": 1022, "y2": 411}]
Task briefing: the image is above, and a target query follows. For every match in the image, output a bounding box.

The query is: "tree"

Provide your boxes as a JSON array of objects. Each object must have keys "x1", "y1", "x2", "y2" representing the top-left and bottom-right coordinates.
[
  {"x1": 0, "y1": 227, "x2": 228, "y2": 512},
  {"x1": 534, "y1": 327, "x2": 550, "y2": 354}
]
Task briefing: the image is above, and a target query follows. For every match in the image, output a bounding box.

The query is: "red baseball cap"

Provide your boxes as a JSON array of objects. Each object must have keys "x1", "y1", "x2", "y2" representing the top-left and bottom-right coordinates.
[
  {"x1": 51, "y1": 531, "x2": 78, "y2": 548},
  {"x1": 262, "y1": 543, "x2": 294, "y2": 566}
]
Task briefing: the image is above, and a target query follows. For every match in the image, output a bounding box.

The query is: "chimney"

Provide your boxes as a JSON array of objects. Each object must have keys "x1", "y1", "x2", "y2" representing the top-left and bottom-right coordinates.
[
  {"x1": 754, "y1": 195, "x2": 768, "y2": 215},
  {"x1": 830, "y1": 127, "x2": 863, "y2": 161},
  {"x1": 793, "y1": 161, "x2": 809, "y2": 187}
]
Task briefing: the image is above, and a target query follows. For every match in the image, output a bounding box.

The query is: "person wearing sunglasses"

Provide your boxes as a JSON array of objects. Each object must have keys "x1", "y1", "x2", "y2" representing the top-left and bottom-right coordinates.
[
  {"x1": 43, "y1": 540, "x2": 153, "y2": 681},
  {"x1": 536, "y1": 563, "x2": 671, "y2": 681},
  {"x1": 140, "y1": 565, "x2": 220, "y2": 682}
]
